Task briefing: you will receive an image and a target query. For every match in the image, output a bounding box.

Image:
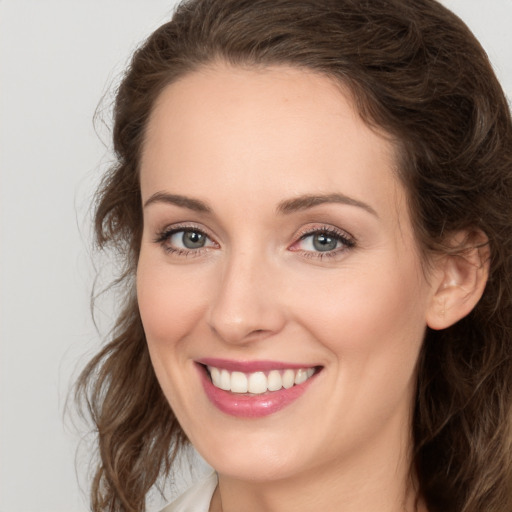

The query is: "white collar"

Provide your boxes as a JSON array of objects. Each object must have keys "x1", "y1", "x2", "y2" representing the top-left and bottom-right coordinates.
[{"x1": 160, "y1": 471, "x2": 218, "y2": 512}]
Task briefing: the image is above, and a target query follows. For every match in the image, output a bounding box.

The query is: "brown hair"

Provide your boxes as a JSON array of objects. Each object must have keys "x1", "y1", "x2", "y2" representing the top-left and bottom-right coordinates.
[{"x1": 76, "y1": 1, "x2": 512, "y2": 510}]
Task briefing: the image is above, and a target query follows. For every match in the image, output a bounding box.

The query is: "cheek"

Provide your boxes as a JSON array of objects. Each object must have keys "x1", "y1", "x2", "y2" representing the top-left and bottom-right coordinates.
[
  {"x1": 136, "y1": 256, "x2": 210, "y2": 416},
  {"x1": 136, "y1": 257, "x2": 208, "y2": 346},
  {"x1": 293, "y1": 261, "x2": 428, "y2": 437},
  {"x1": 292, "y1": 258, "x2": 428, "y2": 364}
]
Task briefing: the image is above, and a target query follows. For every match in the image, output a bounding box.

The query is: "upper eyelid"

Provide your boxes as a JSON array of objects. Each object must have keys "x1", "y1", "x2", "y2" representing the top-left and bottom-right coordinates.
[
  {"x1": 152, "y1": 223, "x2": 216, "y2": 246},
  {"x1": 289, "y1": 225, "x2": 356, "y2": 254},
  {"x1": 153, "y1": 225, "x2": 219, "y2": 256},
  {"x1": 294, "y1": 224, "x2": 355, "y2": 241},
  {"x1": 155, "y1": 222, "x2": 212, "y2": 236}
]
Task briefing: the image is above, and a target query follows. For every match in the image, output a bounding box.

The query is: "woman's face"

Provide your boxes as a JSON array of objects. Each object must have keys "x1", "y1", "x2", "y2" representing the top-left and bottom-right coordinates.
[{"x1": 137, "y1": 64, "x2": 438, "y2": 482}]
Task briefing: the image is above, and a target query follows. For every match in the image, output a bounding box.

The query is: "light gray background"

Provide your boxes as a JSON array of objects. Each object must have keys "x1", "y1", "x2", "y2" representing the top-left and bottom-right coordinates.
[{"x1": 1, "y1": 1, "x2": 511, "y2": 511}]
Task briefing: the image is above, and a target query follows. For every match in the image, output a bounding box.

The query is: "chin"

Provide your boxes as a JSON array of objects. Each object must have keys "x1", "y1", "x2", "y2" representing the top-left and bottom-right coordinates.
[{"x1": 194, "y1": 431, "x2": 309, "y2": 482}]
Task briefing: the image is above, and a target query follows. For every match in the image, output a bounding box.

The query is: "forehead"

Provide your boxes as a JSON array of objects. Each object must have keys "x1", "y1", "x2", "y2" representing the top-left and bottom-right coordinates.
[{"x1": 140, "y1": 64, "x2": 403, "y2": 219}]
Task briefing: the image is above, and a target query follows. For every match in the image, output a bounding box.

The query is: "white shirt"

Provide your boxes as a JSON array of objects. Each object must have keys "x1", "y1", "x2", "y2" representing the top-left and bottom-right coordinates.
[{"x1": 160, "y1": 472, "x2": 218, "y2": 512}]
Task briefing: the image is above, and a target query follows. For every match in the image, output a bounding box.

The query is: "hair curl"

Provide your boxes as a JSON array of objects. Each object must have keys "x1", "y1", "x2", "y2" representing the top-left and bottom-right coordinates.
[{"x1": 76, "y1": 1, "x2": 512, "y2": 510}]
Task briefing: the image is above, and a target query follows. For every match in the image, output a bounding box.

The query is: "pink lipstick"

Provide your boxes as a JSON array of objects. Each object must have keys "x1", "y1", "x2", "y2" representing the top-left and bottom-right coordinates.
[{"x1": 196, "y1": 359, "x2": 320, "y2": 418}]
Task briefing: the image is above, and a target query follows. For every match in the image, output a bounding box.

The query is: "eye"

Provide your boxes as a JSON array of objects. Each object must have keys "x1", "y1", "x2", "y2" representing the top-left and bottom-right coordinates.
[
  {"x1": 300, "y1": 232, "x2": 342, "y2": 252},
  {"x1": 154, "y1": 226, "x2": 217, "y2": 255},
  {"x1": 290, "y1": 226, "x2": 355, "y2": 257},
  {"x1": 170, "y1": 229, "x2": 209, "y2": 249}
]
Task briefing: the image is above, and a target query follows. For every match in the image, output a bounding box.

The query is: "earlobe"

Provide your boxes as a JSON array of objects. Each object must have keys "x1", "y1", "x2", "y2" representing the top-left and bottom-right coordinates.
[{"x1": 426, "y1": 231, "x2": 490, "y2": 331}]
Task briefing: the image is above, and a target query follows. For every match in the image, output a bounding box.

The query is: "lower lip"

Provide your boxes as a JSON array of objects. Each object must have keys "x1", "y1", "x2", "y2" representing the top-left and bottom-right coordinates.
[{"x1": 198, "y1": 365, "x2": 317, "y2": 418}]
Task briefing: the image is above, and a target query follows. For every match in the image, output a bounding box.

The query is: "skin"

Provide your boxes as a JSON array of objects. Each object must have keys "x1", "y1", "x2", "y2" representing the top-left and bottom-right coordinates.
[{"x1": 136, "y1": 64, "x2": 481, "y2": 512}]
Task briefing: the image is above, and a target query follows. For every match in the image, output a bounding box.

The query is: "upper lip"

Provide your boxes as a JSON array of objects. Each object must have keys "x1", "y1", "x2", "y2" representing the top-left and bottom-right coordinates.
[{"x1": 196, "y1": 358, "x2": 319, "y2": 373}]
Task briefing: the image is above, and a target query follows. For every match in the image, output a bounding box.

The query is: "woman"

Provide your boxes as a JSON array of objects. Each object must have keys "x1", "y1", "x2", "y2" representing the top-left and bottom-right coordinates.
[{"x1": 77, "y1": 0, "x2": 512, "y2": 511}]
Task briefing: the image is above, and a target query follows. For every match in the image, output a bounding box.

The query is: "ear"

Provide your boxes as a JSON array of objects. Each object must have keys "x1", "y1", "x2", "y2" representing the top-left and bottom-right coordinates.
[{"x1": 426, "y1": 230, "x2": 490, "y2": 331}]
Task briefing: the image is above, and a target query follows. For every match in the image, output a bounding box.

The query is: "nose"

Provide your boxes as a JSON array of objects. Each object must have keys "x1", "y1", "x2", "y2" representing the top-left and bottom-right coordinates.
[{"x1": 207, "y1": 250, "x2": 287, "y2": 345}]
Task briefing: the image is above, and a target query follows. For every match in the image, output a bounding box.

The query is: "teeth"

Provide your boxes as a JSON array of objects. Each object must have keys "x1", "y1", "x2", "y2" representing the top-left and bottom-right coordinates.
[
  {"x1": 210, "y1": 366, "x2": 221, "y2": 385},
  {"x1": 282, "y1": 369, "x2": 295, "y2": 389},
  {"x1": 207, "y1": 365, "x2": 316, "y2": 395},
  {"x1": 294, "y1": 368, "x2": 308, "y2": 385},
  {"x1": 231, "y1": 372, "x2": 248, "y2": 393},
  {"x1": 267, "y1": 370, "x2": 282, "y2": 391},
  {"x1": 248, "y1": 372, "x2": 267, "y2": 394},
  {"x1": 220, "y1": 369, "x2": 230, "y2": 391}
]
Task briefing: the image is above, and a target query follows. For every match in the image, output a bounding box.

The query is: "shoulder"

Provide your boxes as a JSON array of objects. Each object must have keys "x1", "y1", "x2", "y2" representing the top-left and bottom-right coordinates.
[{"x1": 160, "y1": 471, "x2": 218, "y2": 512}]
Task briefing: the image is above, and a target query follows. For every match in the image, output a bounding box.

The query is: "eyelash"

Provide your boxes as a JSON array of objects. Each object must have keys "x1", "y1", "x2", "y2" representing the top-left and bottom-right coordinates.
[
  {"x1": 153, "y1": 224, "x2": 356, "y2": 259},
  {"x1": 291, "y1": 226, "x2": 356, "y2": 259},
  {"x1": 153, "y1": 224, "x2": 215, "y2": 257}
]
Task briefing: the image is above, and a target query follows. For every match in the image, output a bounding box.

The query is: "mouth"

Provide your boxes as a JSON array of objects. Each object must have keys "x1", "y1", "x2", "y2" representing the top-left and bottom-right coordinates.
[
  {"x1": 196, "y1": 360, "x2": 322, "y2": 418},
  {"x1": 204, "y1": 365, "x2": 319, "y2": 395}
]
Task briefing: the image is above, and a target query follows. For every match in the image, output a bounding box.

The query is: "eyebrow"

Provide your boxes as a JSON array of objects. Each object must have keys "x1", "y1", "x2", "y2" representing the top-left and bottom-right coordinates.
[
  {"x1": 143, "y1": 191, "x2": 378, "y2": 217},
  {"x1": 277, "y1": 193, "x2": 378, "y2": 217},
  {"x1": 143, "y1": 192, "x2": 212, "y2": 213}
]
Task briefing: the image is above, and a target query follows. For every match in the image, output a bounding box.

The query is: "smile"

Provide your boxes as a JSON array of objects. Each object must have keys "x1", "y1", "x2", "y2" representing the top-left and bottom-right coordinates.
[
  {"x1": 206, "y1": 366, "x2": 316, "y2": 394},
  {"x1": 196, "y1": 360, "x2": 322, "y2": 418}
]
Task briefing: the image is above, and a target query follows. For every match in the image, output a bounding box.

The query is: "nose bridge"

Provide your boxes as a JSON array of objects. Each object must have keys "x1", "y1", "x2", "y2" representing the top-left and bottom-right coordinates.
[{"x1": 207, "y1": 243, "x2": 285, "y2": 344}]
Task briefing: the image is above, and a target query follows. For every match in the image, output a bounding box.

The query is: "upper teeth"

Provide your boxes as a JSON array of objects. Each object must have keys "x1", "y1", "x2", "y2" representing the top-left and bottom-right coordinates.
[{"x1": 207, "y1": 366, "x2": 316, "y2": 395}]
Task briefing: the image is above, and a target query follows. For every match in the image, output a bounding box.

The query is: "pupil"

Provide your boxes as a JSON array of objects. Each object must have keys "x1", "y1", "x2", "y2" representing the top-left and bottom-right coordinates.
[
  {"x1": 183, "y1": 231, "x2": 205, "y2": 249},
  {"x1": 313, "y1": 233, "x2": 337, "y2": 252}
]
